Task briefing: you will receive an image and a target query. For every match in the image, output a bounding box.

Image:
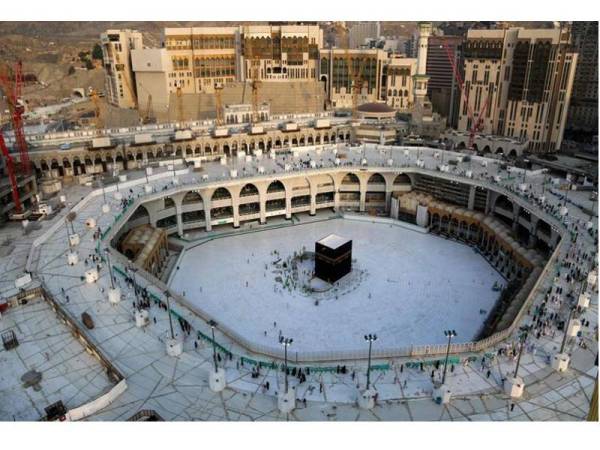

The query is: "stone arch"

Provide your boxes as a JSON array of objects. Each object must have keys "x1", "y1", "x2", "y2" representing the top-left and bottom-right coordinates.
[
  {"x1": 182, "y1": 191, "x2": 203, "y2": 205},
  {"x1": 211, "y1": 187, "x2": 232, "y2": 200},
  {"x1": 482, "y1": 145, "x2": 491, "y2": 154},
  {"x1": 341, "y1": 173, "x2": 360, "y2": 185},
  {"x1": 240, "y1": 183, "x2": 259, "y2": 197},
  {"x1": 496, "y1": 147, "x2": 504, "y2": 155},
  {"x1": 128, "y1": 204, "x2": 150, "y2": 224},
  {"x1": 393, "y1": 173, "x2": 411, "y2": 186},
  {"x1": 457, "y1": 141, "x2": 466, "y2": 150},
  {"x1": 494, "y1": 194, "x2": 513, "y2": 211},
  {"x1": 367, "y1": 173, "x2": 386, "y2": 185},
  {"x1": 267, "y1": 180, "x2": 286, "y2": 193},
  {"x1": 509, "y1": 149, "x2": 517, "y2": 158}
]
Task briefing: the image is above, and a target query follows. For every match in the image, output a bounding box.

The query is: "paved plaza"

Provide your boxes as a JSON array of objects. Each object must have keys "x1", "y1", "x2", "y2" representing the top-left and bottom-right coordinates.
[{"x1": 1, "y1": 144, "x2": 597, "y2": 421}]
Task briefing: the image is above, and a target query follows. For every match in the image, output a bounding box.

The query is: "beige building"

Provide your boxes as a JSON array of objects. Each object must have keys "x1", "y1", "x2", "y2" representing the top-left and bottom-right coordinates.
[
  {"x1": 242, "y1": 24, "x2": 323, "y2": 82},
  {"x1": 382, "y1": 55, "x2": 417, "y2": 112},
  {"x1": 131, "y1": 48, "x2": 172, "y2": 117},
  {"x1": 100, "y1": 29, "x2": 143, "y2": 108},
  {"x1": 319, "y1": 48, "x2": 387, "y2": 109},
  {"x1": 163, "y1": 26, "x2": 240, "y2": 95},
  {"x1": 458, "y1": 27, "x2": 578, "y2": 153}
]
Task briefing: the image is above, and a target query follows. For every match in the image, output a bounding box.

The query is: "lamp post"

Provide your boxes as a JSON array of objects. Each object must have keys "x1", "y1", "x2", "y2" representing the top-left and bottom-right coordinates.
[
  {"x1": 513, "y1": 326, "x2": 530, "y2": 379},
  {"x1": 560, "y1": 304, "x2": 575, "y2": 354},
  {"x1": 164, "y1": 290, "x2": 175, "y2": 340},
  {"x1": 65, "y1": 218, "x2": 72, "y2": 248},
  {"x1": 442, "y1": 329, "x2": 457, "y2": 385},
  {"x1": 279, "y1": 335, "x2": 293, "y2": 394},
  {"x1": 208, "y1": 319, "x2": 219, "y2": 373},
  {"x1": 101, "y1": 178, "x2": 107, "y2": 203},
  {"x1": 104, "y1": 247, "x2": 115, "y2": 289},
  {"x1": 128, "y1": 261, "x2": 139, "y2": 306},
  {"x1": 364, "y1": 333, "x2": 377, "y2": 390}
]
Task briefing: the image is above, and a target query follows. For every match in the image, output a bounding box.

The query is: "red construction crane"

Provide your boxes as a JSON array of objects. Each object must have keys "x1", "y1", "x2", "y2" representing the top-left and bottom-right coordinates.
[
  {"x1": 0, "y1": 60, "x2": 31, "y2": 175},
  {"x1": 443, "y1": 42, "x2": 491, "y2": 150},
  {"x1": 0, "y1": 132, "x2": 23, "y2": 214}
]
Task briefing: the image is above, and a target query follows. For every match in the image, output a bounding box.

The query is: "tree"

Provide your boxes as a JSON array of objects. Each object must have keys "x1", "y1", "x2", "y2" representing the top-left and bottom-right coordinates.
[
  {"x1": 92, "y1": 43, "x2": 103, "y2": 60},
  {"x1": 85, "y1": 59, "x2": 94, "y2": 70}
]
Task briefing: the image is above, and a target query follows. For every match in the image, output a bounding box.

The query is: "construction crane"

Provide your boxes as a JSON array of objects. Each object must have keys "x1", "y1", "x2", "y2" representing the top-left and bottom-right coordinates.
[
  {"x1": 443, "y1": 42, "x2": 491, "y2": 150},
  {"x1": 135, "y1": 81, "x2": 154, "y2": 124},
  {"x1": 143, "y1": 93, "x2": 154, "y2": 124},
  {"x1": 214, "y1": 82, "x2": 224, "y2": 126},
  {"x1": 0, "y1": 60, "x2": 31, "y2": 175},
  {"x1": 0, "y1": 132, "x2": 22, "y2": 214},
  {"x1": 244, "y1": 26, "x2": 262, "y2": 124},
  {"x1": 175, "y1": 84, "x2": 184, "y2": 125},
  {"x1": 89, "y1": 89, "x2": 103, "y2": 129}
]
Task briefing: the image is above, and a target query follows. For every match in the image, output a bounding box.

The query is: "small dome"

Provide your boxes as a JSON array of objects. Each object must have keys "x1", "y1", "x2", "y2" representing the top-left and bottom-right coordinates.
[{"x1": 356, "y1": 102, "x2": 395, "y2": 113}]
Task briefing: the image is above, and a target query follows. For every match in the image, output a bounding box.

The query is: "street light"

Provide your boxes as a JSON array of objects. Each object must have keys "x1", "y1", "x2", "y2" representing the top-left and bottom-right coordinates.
[
  {"x1": 513, "y1": 325, "x2": 530, "y2": 379},
  {"x1": 101, "y1": 178, "x2": 107, "y2": 203},
  {"x1": 208, "y1": 319, "x2": 219, "y2": 373},
  {"x1": 128, "y1": 261, "x2": 139, "y2": 306},
  {"x1": 560, "y1": 303, "x2": 576, "y2": 354},
  {"x1": 442, "y1": 329, "x2": 457, "y2": 385},
  {"x1": 279, "y1": 335, "x2": 293, "y2": 394},
  {"x1": 164, "y1": 290, "x2": 175, "y2": 340},
  {"x1": 364, "y1": 333, "x2": 377, "y2": 390},
  {"x1": 104, "y1": 247, "x2": 115, "y2": 289}
]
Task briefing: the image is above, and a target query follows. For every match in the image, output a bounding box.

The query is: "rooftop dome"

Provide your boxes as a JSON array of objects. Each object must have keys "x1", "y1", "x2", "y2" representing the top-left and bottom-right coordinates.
[{"x1": 356, "y1": 102, "x2": 395, "y2": 113}]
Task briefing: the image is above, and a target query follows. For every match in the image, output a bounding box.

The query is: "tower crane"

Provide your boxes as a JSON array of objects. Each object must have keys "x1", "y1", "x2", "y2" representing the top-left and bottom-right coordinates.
[
  {"x1": 214, "y1": 82, "x2": 224, "y2": 126},
  {"x1": 443, "y1": 42, "x2": 491, "y2": 150},
  {"x1": 176, "y1": 84, "x2": 184, "y2": 125},
  {"x1": 0, "y1": 60, "x2": 31, "y2": 175},
  {"x1": 136, "y1": 81, "x2": 154, "y2": 124},
  {"x1": 144, "y1": 93, "x2": 154, "y2": 124},
  {"x1": 0, "y1": 133, "x2": 23, "y2": 214},
  {"x1": 89, "y1": 89, "x2": 103, "y2": 129}
]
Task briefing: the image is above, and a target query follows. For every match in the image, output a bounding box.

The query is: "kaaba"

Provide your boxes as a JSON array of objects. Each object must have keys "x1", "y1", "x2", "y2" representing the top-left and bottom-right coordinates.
[{"x1": 315, "y1": 234, "x2": 352, "y2": 283}]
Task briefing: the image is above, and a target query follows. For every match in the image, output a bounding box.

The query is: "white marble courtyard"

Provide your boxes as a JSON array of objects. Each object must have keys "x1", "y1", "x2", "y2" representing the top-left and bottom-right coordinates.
[{"x1": 170, "y1": 218, "x2": 504, "y2": 352}]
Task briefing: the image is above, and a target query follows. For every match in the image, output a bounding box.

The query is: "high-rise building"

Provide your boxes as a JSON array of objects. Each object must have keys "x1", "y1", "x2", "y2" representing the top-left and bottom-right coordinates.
[
  {"x1": 567, "y1": 21, "x2": 598, "y2": 135},
  {"x1": 458, "y1": 27, "x2": 578, "y2": 153},
  {"x1": 163, "y1": 26, "x2": 240, "y2": 95},
  {"x1": 100, "y1": 29, "x2": 143, "y2": 108},
  {"x1": 426, "y1": 35, "x2": 463, "y2": 127},
  {"x1": 242, "y1": 24, "x2": 323, "y2": 82},
  {"x1": 130, "y1": 48, "x2": 172, "y2": 116},
  {"x1": 348, "y1": 22, "x2": 381, "y2": 49},
  {"x1": 318, "y1": 48, "x2": 387, "y2": 109},
  {"x1": 381, "y1": 55, "x2": 417, "y2": 112}
]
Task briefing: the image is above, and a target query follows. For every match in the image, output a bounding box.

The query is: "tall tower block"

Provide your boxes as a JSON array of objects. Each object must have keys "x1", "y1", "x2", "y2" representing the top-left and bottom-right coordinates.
[{"x1": 414, "y1": 21, "x2": 433, "y2": 103}]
